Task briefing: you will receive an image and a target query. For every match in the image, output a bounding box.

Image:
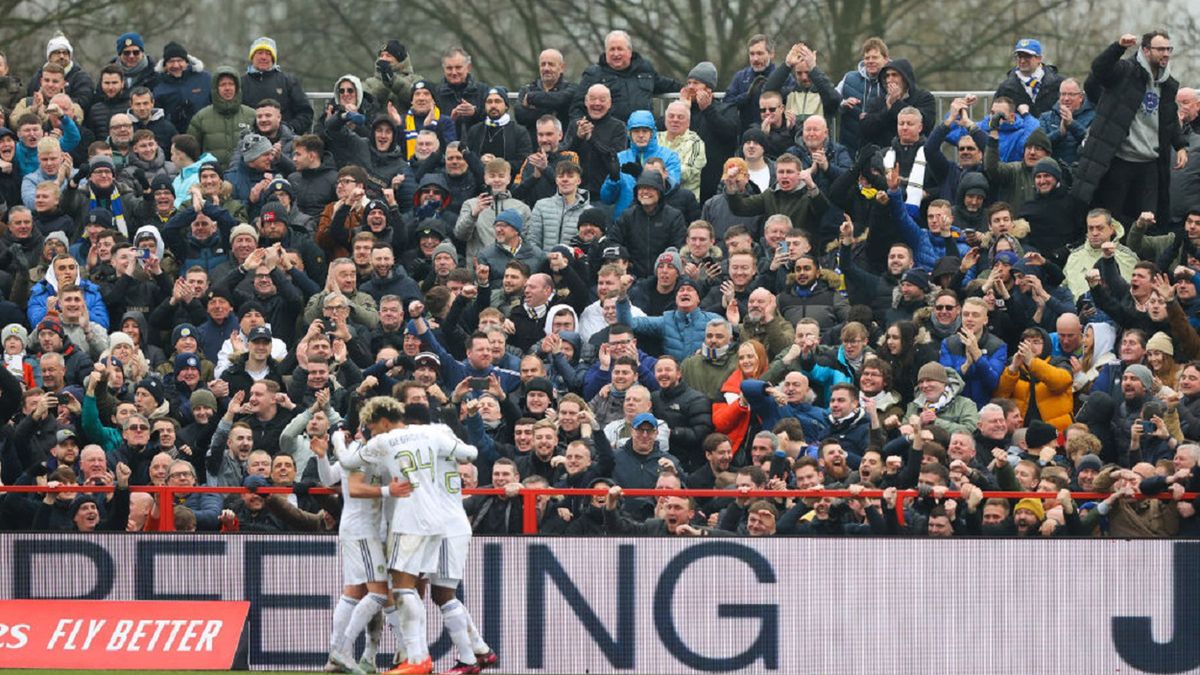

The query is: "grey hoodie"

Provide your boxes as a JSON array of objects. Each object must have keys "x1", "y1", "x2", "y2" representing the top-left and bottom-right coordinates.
[{"x1": 1117, "y1": 50, "x2": 1172, "y2": 163}]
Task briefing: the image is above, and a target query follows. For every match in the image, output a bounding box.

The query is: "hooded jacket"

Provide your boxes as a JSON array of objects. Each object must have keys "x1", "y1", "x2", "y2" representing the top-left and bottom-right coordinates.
[
  {"x1": 902, "y1": 365, "x2": 979, "y2": 435},
  {"x1": 321, "y1": 114, "x2": 417, "y2": 207},
  {"x1": 995, "y1": 327, "x2": 1074, "y2": 430},
  {"x1": 953, "y1": 171, "x2": 990, "y2": 231},
  {"x1": 607, "y1": 171, "x2": 688, "y2": 278},
  {"x1": 860, "y1": 59, "x2": 936, "y2": 148},
  {"x1": 363, "y1": 53, "x2": 419, "y2": 114},
  {"x1": 187, "y1": 66, "x2": 257, "y2": 168},
  {"x1": 28, "y1": 267, "x2": 110, "y2": 330},
  {"x1": 241, "y1": 61, "x2": 313, "y2": 134},
  {"x1": 129, "y1": 105, "x2": 179, "y2": 153},
  {"x1": 836, "y1": 61, "x2": 885, "y2": 153},
  {"x1": 153, "y1": 55, "x2": 212, "y2": 131},
  {"x1": 570, "y1": 52, "x2": 682, "y2": 123},
  {"x1": 1016, "y1": 178, "x2": 1082, "y2": 259},
  {"x1": 600, "y1": 110, "x2": 683, "y2": 215}
]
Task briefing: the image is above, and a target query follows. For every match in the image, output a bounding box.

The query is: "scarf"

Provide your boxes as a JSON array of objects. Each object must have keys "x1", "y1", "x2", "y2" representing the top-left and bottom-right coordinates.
[
  {"x1": 921, "y1": 388, "x2": 954, "y2": 412},
  {"x1": 703, "y1": 343, "x2": 731, "y2": 362},
  {"x1": 1018, "y1": 66, "x2": 1046, "y2": 100},
  {"x1": 523, "y1": 303, "x2": 547, "y2": 321},
  {"x1": 404, "y1": 107, "x2": 442, "y2": 159},
  {"x1": 89, "y1": 184, "x2": 128, "y2": 236},
  {"x1": 929, "y1": 316, "x2": 962, "y2": 342},
  {"x1": 829, "y1": 407, "x2": 864, "y2": 427},
  {"x1": 484, "y1": 113, "x2": 511, "y2": 128},
  {"x1": 883, "y1": 146, "x2": 926, "y2": 207}
]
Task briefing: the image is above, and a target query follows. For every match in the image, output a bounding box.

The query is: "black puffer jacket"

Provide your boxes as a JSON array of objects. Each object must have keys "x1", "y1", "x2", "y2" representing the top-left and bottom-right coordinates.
[
  {"x1": 1073, "y1": 41, "x2": 1185, "y2": 220},
  {"x1": 606, "y1": 173, "x2": 687, "y2": 278},
  {"x1": 570, "y1": 52, "x2": 682, "y2": 123},
  {"x1": 859, "y1": 59, "x2": 936, "y2": 148},
  {"x1": 651, "y1": 382, "x2": 715, "y2": 473},
  {"x1": 241, "y1": 68, "x2": 313, "y2": 133},
  {"x1": 433, "y1": 75, "x2": 489, "y2": 140}
]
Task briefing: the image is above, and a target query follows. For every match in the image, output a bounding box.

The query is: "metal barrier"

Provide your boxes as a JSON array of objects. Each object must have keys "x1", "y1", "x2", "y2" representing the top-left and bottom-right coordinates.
[{"x1": 2, "y1": 484, "x2": 1191, "y2": 534}]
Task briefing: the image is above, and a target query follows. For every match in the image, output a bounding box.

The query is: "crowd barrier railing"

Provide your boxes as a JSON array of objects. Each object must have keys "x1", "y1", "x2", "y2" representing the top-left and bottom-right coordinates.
[{"x1": 0, "y1": 484, "x2": 1193, "y2": 534}]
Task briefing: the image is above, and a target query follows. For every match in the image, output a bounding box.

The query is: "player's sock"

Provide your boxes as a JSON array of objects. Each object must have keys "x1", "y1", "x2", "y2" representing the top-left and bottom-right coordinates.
[
  {"x1": 339, "y1": 592, "x2": 388, "y2": 653},
  {"x1": 439, "y1": 599, "x2": 477, "y2": 665},
  {"x1": 330, "y1": 595, "x2": 359, "y2": 651},
  {"x1": 383, "y1": 604, "x2": 406, "y2": 663},
  {"x1": 398, "y1": 588, "x2": 429, "y2": 663},
  {"x1": 465, "y1": 609, "x2": 490, "y2": 654},
  {"x1": 363, "y1": 612, "x2": 383, "y2": 662}
]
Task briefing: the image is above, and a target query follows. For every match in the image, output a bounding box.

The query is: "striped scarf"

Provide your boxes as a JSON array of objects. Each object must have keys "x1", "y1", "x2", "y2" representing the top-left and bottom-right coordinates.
[
  {"x1": 883, "y1": 146, "x2": 926, "y2": 207},
  {"x1": 404, "y1": 107, "x2": 442, "y2": 159},
  {"x1": 89, "y1": 184, "x2": 128, "y2": 236}
]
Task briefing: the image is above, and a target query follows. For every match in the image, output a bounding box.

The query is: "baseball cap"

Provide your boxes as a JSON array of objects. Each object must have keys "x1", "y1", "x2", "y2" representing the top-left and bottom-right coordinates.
[
  {"x1": 632, "y1": 412, "x2": 658, "y2": 428},
  {"x1": 602, "y1": 245, "x2": 630, "y2": 261},
  {"x1": 1014, "y1": 38, "x2": 1043, "y2": 57},
  {"x1": 248, "y1": 325, "x2": 272, "y2": 342}
]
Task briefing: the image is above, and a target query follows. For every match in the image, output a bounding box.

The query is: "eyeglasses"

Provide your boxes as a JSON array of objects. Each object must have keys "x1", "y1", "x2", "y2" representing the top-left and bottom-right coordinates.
[
  {"x1": 110, "y1": 123, "x2": 133, "y2": 129},
  {"x1": 1150, "y1": 46, "x2": 1174, "y2": 53},
  {"x1": 325, "y1": 304, "x2": 348, "y2": 311},
  {"x1": 168, "y1": 471, "x2": 192, "y2": 479},
  {"x1": 633, "y1": 427, "x2": 657, "y2": 434},
  {"x1": 254, "y1": 273, "x2": 273, "y2": 278},
  {"x1": 121, "y1": 49, "x2": 142, "y2": 56},
  {"x1": 336, "y1": 178, "x2": 358, "y2": 185}
]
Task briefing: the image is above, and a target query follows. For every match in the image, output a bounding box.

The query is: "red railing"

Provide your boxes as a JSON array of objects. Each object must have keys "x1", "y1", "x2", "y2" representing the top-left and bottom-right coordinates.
[{"x1": 2, "y1": 484, "x2": 1194, "y2": 533}]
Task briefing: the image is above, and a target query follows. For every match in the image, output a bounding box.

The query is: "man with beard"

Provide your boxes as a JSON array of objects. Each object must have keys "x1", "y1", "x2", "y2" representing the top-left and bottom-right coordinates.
[
  {"x1": 564, "y1": 84, "x2": 627, "y2": 195},
  {"x1": 825, "y1": 383, "x2": 870, "y2": 459},
  {"x1": 734, "y1": 287, "x2": 793, "y2": 359},
  {"x1": 464, "y1": 87, "x2": 531, "y2": 173}
]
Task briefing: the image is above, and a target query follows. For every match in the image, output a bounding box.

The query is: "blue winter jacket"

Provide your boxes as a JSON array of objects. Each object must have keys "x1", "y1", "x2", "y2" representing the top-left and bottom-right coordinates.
[
  {"x1": 600, "y1": 110, "x2": 682, "y2": 216},
  {"x1": 939, "y1": 333, "x2": 1008, "y2": 408},
  {"x1": 741, "y1": 379, "x2": 829, "y2": 442},
  {"x1": 616, "y1": 296, "x2": 720, "y2": 362},
  {"x1": 15, "y1": 117, "x2": 80, "y2": 177},
  {"x1": 28, "y1": 273, "x2": 110, "y2": 329}
]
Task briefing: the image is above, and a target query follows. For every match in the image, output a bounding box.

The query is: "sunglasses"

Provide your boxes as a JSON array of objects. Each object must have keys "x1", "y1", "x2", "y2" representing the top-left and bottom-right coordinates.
[
  {"x1": 338, "y1": 88, "x2": 355, "y2": 94},
  {"x1": 127, "y1": 424, "x2": 150, "y2": 431},
  {"x1": 122, "y1": 49, "x2": 142, "y2": 56},
  {"x1": 759, "y1": 106, "x2": 778, "y2": 113},
  {"x1": 935, "y1": 305, "x2": 957, "y2": 311}
]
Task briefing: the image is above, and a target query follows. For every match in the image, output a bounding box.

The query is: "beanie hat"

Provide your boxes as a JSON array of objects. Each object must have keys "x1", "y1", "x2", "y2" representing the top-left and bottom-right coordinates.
[
  {"x1": 172, "y1": 323, "x2": 198, "y2": 344},
  {"x1": 1014, "y1": 497, "x2": 1045, "y2": 521},
  {"x1": 87, "y1": 208, "x2": 114, "y2": 229},
  {"x1": 577, "y1": 207, "x2": 610, "y2": 230},
  {"x1": 1025, "y1": 420, "x2": 1059, "y2": 450},
  {"x1": 1147, "y1": 331, "x2": 1175, "y2": 356},
  {"x1": 634, "y1": 170, "x2": 664, "y2": 194},
  {"x1": 198, "y1": 160, "x2": 222, "y2": 178},
  {"x1": 108, "y1": 331, "x2": 134, "y2": 350},
  {"x1": 45, "y1": 231, "x2": 69, "y2": 250},
  {"x1": 687, "y1": 61, "x2": 718, "y2": 90},
  {"x1": 431, "y1": 241, "x2": 458, "y2": 263},
  {"x1": 266, "y1": 177, "x2": 293, "y2": 198},
  {"x1": 230, "y1": 223, "x2": 258, "y2": 242},
  {"x1": 89, "y1": 155, "x2": 115, "y2": 173},
  {"x1": 1126, "y1": 363, "x2": 1155, "y2": 392},
  {"x1": 383, "y1": 39, "x2": 407, "y2": 63},
  {"x1": 238, "y1": 133, "x2": 272, "y2": 162},
  {"x1": 149, "y1": 174, "x2": 175, "y2": 195},
  {"x1": 494, "y1": 209, "x2": 525, "y2": 233},
  {"x1": 259, "y1": 201, "x2": 289, "y2": 225},
  {"x1": 1033, "y1": 158, "x2": 1062, "y2": 183},
  {"x1": 524, "y1": 377, "x2": 554, "y2": 398},
  {"x1": 900, "y1": 267, "x2": 931, "y2": 293},
  {"x1": 486, "y1": 86, "x2": 509, "y2": 104},
  {"x1": 741, "y1": 127, "x2": 769, "y2": 147},
  {"x1": 917, "y1": 362, "x2": 948, "y2": 385},
  {"x1": 677, "y1": 277, "x2": 702, "y2": 293},
  {"x1": 174, "y1": 352, "x2": 201, "y2": 371},
  {"x1": 1077, "y1": 453, "x2": 1102, "y2": 473},
  {"x1": 162, "y1": 41, "x2": 189, "y2": 63},
  {"x1": 655, "y1": 247, "x2": 684, "y2": 275},
  {"x1": 992, "y1": 250, "x2": 1020, "y2": 267},
  {"x1": 2, "y1": 324, "x2": 28, "y2": 345},
  {"x1": 46, "y1": 34, "x2": 73, "y2": 60},
  {"x1": 137, "y1": 377, "x2": 165, "y2": 405},
  {"x1": 249, "y1": 36, "x2": 278, "y2": 62},
  {"x1": 37, "y1": 313, "x2": 65, "y2": 338},
  {"x1": 1024, "y1": 128, "x2": 1052, "y2": 154},
  {"x1": 190, "y1": 389, "x2": 218, "y2": 411},
  {"x1": 116, "y1": 32, "x2": 145, "y2": 55}
]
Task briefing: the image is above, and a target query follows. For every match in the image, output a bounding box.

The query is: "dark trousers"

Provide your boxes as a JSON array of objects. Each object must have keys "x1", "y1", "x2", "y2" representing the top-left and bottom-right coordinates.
[{"x1": 1097, "y1": 155, "x2": 1158, "y2": 229}]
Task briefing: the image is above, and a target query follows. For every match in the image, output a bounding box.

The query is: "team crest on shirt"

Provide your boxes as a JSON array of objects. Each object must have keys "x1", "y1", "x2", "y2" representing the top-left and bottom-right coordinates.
[{"x1": 1143, "y1": 91, "x2": 1160, "y2": 116}]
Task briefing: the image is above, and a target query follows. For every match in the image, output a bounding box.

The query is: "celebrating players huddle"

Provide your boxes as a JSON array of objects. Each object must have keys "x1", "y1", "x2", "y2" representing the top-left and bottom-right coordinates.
[{"x1": 315, "y1": 396, "x2": 496, "y2": 675}]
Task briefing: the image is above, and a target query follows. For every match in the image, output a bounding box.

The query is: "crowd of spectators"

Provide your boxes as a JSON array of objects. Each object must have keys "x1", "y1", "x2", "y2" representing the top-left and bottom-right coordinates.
[{"x1": 0, "y1": 26, "x2": 1198, "y2": 538}]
